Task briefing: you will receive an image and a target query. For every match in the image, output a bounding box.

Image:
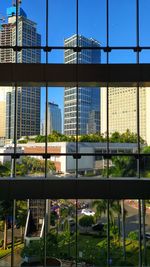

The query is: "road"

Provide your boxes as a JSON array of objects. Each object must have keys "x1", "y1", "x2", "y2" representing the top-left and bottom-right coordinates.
[
  {"x1": 125, "y1": 201, "x2": 150, "y2": 235},
  {"x1": 79, "y1": 199, "x2": 150, "y2": 235},
  {"x1": 0, "y1": 228, "x2": 21, "y2": 243},
  {"x1": 0, "y1": 248, "x2": 22, "y2": 267}
]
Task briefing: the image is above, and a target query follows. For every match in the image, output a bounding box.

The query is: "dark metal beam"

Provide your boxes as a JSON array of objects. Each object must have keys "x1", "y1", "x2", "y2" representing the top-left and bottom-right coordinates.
[
  {"x1": 0, "y1": 63, "x2": 150, "y2": 87},
  {"x1": 0, "y1": 178, "x2": 150, "y2": 199}
]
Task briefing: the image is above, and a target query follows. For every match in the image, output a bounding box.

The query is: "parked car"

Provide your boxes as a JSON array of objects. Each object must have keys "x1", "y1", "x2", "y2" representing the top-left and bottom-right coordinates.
[
  {"x1": 145, "y1": 233, "x2": 150, "y2": 240},
  {"x1": 81, "y1": 209, "x2": 95, "y2": 216},
  {"x1": 92, "y1": 223, "x2": 104, "y2": 231}
]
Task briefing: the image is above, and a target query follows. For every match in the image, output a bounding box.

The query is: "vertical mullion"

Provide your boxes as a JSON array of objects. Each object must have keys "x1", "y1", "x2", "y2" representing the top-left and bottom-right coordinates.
[
  {"x1": 75, "y1": 0, "x2": 79, "y2": 266},
  {"x1": 44, "y1": 0, "x2": 49, "y2": 266},
  {"x1": 11, "y1": 0, "x2": 19, "y2": 266},
  {"x1": 106, "y1": 1, "x2": 110, "y2": 266},
  {"x1": 136, "y1": 0, "x2": 142, "y2": 266},
  {"x1": 142, "y1": 200, "x2": 147, "y2": 266}
]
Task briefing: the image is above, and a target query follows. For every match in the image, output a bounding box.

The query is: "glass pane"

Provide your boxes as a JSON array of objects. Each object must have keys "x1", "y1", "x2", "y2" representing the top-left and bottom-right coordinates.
[
  {"x1": 109, "y1": 50, "x2": 136, "y2": 64},
  {"x1": 79, "y1": 0, "x2": 105, "y2": 50},
  {"x1": 48, "y1": 0, "x2": 76, "y2": 47},
  {"x1": 139, "y1": 0, "x2": 150, "y2": 46},
  {"x1": 109, "y1": 0, "x2": 136, "y2": 46}
]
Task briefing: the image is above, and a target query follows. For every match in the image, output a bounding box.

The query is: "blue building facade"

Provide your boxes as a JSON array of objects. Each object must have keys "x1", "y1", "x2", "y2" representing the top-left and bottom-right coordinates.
[
  {"x1": 64, "y1": 35, "x2": 100, "y2": 135},
  {"x1": 47, "y1": 102, "x2": 62, "y2": 134}
]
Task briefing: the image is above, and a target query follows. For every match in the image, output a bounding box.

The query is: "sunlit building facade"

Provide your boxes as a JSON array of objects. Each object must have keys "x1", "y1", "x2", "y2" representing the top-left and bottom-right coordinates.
[
  {"x1": 0, "y1": 5, "x2": 41, "y2": 139},
  {"x1": 101, "y1": 87, "x2": 150, "y2": 144},
  {"x1": 64, "y1": 34, "x2": 101, "y2": 135}
]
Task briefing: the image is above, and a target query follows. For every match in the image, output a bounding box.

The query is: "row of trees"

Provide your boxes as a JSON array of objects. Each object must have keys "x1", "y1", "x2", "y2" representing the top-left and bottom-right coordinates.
[
  {"x1": 19, "y1": 129, "x2": 145, "y2": 144},
  {"x1": 103, "y1": 145, "x2": 150, "y2": 178},
  {"x1": 0, "y1": 156, "x2": 56, "y2": 177},
  {"x1": 0, "y1": 200, "x2": 27, "y2": 250}
]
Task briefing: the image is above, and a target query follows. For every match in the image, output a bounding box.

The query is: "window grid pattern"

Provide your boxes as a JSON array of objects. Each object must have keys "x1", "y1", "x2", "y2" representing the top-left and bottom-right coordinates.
[{"x1": 0, "y1": 0, "x2": 149, "y2": 266}]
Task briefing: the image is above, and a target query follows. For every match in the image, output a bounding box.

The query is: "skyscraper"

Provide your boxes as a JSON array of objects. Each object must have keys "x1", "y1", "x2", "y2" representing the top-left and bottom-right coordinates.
[
  {"x1": 46, "y1": 102, "x2": 62, "y2": 134},
  {"x1": 101, "y1": 87, "x2": 150, "y2": 144},
  {"x1": 0, "y1": 4, "x2": 41, "y2": 139},
  {"x1": 64, "y1": 35, "x2": 100, "y2": 135}
]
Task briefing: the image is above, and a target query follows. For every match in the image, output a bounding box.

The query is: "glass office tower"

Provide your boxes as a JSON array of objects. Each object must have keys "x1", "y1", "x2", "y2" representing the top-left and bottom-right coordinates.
[
  {"x1": 64, "y1": 34, "x2": 100, "y2": 135},
  {"x1": 0, "y1": 5, "x2": 41, "y2": 139},
  {"x1": 46, "y1": 102, "x2": 62, "y2": 134}
]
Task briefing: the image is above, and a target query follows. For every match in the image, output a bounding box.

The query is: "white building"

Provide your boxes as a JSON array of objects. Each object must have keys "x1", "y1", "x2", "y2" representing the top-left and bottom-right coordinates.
[{"x1": 0, "y1": 142, "x2": 139, "y2": 174}]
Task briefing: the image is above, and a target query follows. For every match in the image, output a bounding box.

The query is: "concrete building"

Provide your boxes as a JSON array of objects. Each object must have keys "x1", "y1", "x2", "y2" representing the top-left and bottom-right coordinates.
[
  {"x1": 64, "y1": 34, "x2": 101, "y2": 135},
  {"x1": 0, "y1": 5, "x2": 41, "y2": 139},
  {"x1": 0, "y1": 142, "x2": 138, "y2": 175},
  {"x1": 101, "y1": 87, "x2": 150, "y2": 144}
]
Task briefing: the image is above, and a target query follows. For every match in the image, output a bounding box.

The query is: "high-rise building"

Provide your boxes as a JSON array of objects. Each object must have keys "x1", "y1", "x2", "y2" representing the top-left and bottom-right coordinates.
[
  {"x1": 87, "y1": 110, "x2": 100, "y2": 134},
  {"x1": 46, "y1": 102, "x2": 62, "y2": 134},
  {"x1": 0, "y1": 5, "x2": 41, "y2": 139},
  {"x1": 0, "y1": 88, "x2": 12, "y2": 138},
  {"x1": 101, "y1": 87, "x2": 150, "y2": 144},
  {"x1": 64, "y1": 34, "x2": 101, "y2": 135}
]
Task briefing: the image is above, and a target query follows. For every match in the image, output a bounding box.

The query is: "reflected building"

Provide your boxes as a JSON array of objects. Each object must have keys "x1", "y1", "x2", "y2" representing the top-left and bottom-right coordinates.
[
  {"x1": 64, "y1": 34, "x2": 101, "y2": 135},
  {"x1": 0, "y1": 5, "x2": 41, "y2": 139},
  {"x1": 46, "y1": 102, "x2": 62, "y2": 134}
]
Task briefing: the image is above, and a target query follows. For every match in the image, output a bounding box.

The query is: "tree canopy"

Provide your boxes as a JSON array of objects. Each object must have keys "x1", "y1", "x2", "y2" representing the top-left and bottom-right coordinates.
[{"x1": 22, "y1": 129, "x2": 146, "y2": 144}]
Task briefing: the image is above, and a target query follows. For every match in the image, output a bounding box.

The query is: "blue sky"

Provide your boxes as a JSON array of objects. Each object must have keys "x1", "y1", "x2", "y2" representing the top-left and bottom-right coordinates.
[{"x1": 1, "y1": 0, "x2": 150, "y2": 125}]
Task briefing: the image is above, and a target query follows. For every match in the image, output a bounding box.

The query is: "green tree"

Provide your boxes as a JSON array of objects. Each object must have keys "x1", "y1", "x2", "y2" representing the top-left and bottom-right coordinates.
[
  {"x1": 109, "y1": 156, "x2": 137, "y2": 178},
  {"x1": 0, "y1": 200, "x2": 12, "y2": 249},
  {"x1": 16, "y1": 200, "x2": 27, "y2": 242},
  {"x1": 0, "y1": 162, "x2": 10, "y2": 176},
  {"x1": 79, "y1": 215, "x2": 95, "y2": 227},
  {"x1": 21, "y1": 156, "x2": 55, "y2": 174}
]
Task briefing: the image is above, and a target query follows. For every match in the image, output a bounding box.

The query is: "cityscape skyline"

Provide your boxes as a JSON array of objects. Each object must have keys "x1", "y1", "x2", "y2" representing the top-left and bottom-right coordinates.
[
  {"x1": 1, "y1": 1, "x2": 150, "y2": 141},
  {"x1": 1, "y1": 0, "x2": 150, "y2": 125}
]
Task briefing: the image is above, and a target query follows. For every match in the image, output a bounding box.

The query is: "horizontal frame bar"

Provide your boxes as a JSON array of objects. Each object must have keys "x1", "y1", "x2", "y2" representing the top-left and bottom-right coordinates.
[
  {"x1": 0, "y1": 63, "x2": 150, "y2": 87},
  {"x1": 0, "y1": 178, "x2": 150, "y2": 199},
  {"x1": 1, "y1": 45, "x2": 150, "y2": 51}
]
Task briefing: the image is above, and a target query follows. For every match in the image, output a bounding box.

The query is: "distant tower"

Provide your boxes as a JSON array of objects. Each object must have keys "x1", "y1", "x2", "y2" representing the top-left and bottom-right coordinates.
[
  {"x1": 64, "y1": 35, "x2": 101, "y2": 135},
  {"x1": 0, "y1": 2, "x2": 41, "y2": 139},
  {"x1": 46, "y1": 102, "x2": 62, "y2": 134}
]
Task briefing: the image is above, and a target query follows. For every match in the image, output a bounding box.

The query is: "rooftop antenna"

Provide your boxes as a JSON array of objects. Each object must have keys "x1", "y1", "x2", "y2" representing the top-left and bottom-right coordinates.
[
  {"x1": 0, "y1": 15, "x2": 5, "y2": 25},
  {"x1": 0, "y1": 16, "x2": 5, "y2": 23},
  {"x1": 0, "y1": 16, "x2": 5, "y2": 30},
  {"x1": 12, "y1": 0, "x2": 22, "y2": 7}
]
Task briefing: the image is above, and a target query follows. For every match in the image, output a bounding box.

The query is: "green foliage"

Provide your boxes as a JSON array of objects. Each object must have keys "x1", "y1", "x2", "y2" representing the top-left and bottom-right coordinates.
[
  {"x1": 33, "y1": 129, "x2": 145, "y2": 144},
  {"x1": 0, "y1": 248, "x2": 11, "y2": 258},
  {"x1": 35, "y1": 131, "x2": 75, "y2": 143},
  {"x1": 0, "y1": 201, "x2": 12, "y2": 221},
  {"x1": 79, "y1": 133, "x2": 105, "y2": 142},
  {"x1": 92, "y1": 200, "x2": 121, "y2": 225},
  {"x1": 21, "y1": 240, "x2": 43, "y2": 258},
  {"x1": 21, "y1": 156, "x2": 56, "y2": 174},
  {"x1": 18, "y1": 140, "x2": 28, "y2": 144},
  {"x1": 109, "y1": 156, "x2": 137, "y2": 177},
  {"x1": 21, "y1": 231, "x2": 58, "y2": 259},
  {"x1": 16, "y1": 200, "x2": 27, "y2": 228},
  {"x1": 0, "y1": 162, "x2": 10, "y2": 176},
  {"x1": 79, "y1": 215, "x2": 95, "y2": 227},
  {"x1": 128, "y1": 231, "x2": 139, "y2": 241}
]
